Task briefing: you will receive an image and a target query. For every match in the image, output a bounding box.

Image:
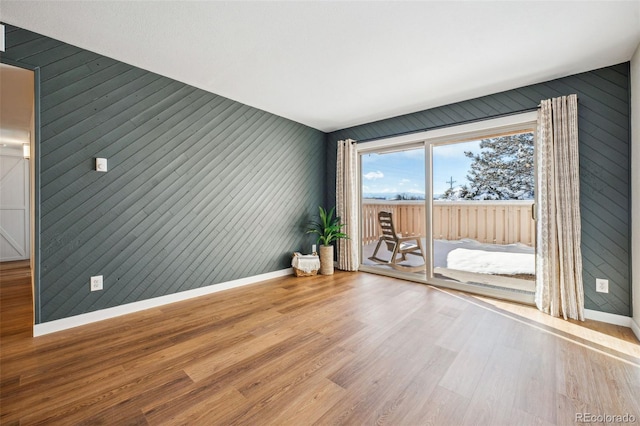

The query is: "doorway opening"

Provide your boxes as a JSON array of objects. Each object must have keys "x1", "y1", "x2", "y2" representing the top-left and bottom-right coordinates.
[
  {"x1": 1, "y1": 62, "x2": 35, "y2": 337},
  {"x1": 1, "y1": 63, "x2": 33, "y2": 262}
]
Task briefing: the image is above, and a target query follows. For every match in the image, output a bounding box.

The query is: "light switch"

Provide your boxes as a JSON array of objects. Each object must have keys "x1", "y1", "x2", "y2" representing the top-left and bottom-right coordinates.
[{"x1": 96, "y1": 158, "x2": 107, "y2": 172}]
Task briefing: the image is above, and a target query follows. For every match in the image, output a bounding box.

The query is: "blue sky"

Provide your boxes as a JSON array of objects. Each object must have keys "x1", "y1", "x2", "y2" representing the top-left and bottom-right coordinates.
[{"x1": 361, "y1": 140, "x2": 481, "y2": 198}]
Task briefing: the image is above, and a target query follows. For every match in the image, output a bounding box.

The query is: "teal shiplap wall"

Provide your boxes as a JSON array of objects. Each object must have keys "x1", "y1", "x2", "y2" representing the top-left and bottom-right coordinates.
[
  {"x1": 2, "y1": 24, "x2": 325, "y2": 323},
  {"x1": 326, "y1": 63, "x2": 632, "y2": 317}
]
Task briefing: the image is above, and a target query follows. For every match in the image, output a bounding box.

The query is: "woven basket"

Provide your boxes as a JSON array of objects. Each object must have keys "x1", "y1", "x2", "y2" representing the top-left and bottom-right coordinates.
[
  {"x1": 292, "y1": 253, "x2": 319, "y2": 277},
  {"x1": 293, "y1": 267, "x2": 318, "y2": 277}
]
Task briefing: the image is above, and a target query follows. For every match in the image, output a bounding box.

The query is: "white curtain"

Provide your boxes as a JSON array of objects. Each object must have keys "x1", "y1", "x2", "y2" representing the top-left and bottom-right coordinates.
[
  {"x1": 336, "y1": 139, "x2": 358, "y2": 271},
  {"x1": 535, "y1": 94, "x2": 584, "y2": 321}
]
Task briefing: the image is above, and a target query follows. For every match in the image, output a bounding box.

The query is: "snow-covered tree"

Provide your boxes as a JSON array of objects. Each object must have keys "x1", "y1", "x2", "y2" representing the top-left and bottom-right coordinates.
[
  {"x1": 440, "y1": 185, "x2": 472, "y2": 201},
  {"x1": 463, "y1": 133, "x2": 534, "y2": 200}
]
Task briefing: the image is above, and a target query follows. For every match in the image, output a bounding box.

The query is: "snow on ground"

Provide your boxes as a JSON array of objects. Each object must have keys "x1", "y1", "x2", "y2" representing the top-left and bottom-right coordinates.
[
  {"x1": 363, "y1": 237, "x2": 535, "y2": 276},
  {"x1": 446, "y1": 247, "x2": 535, "y2": 275}
]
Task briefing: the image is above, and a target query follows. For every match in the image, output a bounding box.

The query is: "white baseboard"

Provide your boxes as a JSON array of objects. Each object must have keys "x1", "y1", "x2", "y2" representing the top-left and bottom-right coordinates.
[
  {"x1": 34, "y1": 268, "x2": 293, "y2": 336},
  {"x1": 631, "y1": 318, "x2": 640, "y2": 342},
  {"x1": 584, "y1": 309, "x2": 633, "y2": 327}
]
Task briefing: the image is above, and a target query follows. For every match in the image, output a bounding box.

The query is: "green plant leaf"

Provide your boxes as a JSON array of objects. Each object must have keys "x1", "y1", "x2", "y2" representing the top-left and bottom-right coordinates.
[{"x1": 306, "y1": 206, "x2": 350, "y2": 246}]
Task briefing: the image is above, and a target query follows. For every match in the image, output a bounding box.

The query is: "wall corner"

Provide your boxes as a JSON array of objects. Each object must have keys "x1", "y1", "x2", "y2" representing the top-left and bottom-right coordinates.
[{"x1": 630, "y1": 41, "x2": 640, "y2": 333}]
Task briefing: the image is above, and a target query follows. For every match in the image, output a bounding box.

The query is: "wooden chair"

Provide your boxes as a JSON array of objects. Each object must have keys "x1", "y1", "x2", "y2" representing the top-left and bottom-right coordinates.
[{"x1": 368, "y1": 211, "x2": 426, "y2": 272}]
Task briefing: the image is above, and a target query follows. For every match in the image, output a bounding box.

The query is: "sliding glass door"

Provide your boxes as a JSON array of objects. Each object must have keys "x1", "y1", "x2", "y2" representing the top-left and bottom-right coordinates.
[{"x1": 357, "y1": 113, "x2": 538, "y2": 304}]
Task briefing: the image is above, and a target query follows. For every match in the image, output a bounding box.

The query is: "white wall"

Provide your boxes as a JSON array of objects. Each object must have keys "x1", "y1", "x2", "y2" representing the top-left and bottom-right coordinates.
[{"x1": 631, "y1": 41, "x2": 640, "y2": 340}]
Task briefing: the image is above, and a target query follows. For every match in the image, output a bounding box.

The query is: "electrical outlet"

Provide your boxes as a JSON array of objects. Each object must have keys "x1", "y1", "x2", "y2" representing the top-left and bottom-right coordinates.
[
  {"x1": 596, "y1": 278, "x2": 608, "y2": 293},
  {"x1": 91, "y1": 275, "x2": 103, "y2": 291}
]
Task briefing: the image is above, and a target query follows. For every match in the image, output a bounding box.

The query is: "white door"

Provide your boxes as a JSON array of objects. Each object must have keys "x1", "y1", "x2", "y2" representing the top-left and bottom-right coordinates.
[{"x1": 0, "y1": 146, "x2": 30, "y2": 261}]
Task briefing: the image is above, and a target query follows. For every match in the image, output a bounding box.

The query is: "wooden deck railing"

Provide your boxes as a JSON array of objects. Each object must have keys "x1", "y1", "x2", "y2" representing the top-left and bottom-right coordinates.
[{"x1": 362, "y1": 200, "x2": 535, "y2": 247}]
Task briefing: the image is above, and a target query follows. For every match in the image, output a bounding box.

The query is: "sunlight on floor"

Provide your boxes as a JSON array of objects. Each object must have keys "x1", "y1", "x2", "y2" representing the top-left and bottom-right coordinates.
[{"x1": 448, "y1": 290, "x2": 640, "y2": 362}]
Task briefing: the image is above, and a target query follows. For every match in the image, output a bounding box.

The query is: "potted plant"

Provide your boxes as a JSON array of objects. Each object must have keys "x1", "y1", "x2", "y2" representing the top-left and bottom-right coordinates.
[{"x1": 307, "y1": 206, "x2": 349, "y2": 275}]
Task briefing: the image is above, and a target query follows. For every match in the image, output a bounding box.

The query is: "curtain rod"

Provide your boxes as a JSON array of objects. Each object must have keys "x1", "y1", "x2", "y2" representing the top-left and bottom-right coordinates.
[{"x1": 538, "y1": 94, "x2": 579, "y2": 108}]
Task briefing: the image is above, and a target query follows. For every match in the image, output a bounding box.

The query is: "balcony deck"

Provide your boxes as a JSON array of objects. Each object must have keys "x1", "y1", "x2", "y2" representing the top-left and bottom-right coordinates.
[
  {"x1": 361, "y1": 199, "x2": 536, "y2": 295},
  {"x1": 361, "y1": 238, "x2": 536, "y2": 294}
]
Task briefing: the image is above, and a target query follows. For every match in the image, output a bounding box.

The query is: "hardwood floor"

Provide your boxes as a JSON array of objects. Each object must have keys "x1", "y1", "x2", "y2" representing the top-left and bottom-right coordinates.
[
  {"x1": 1, "y1": 265, "x2": 639, "y2": 425},
  {"x1": 0, "y1": 260, "x2": 32, "y2": 339}
]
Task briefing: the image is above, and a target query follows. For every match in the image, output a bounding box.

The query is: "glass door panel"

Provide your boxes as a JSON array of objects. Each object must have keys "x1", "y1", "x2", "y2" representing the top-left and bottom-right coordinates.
[
  {"x1": 431, "y1": 133, "x2": 536, "y2": 296},
  {"x1": 360, "y1": 146, "x2": 427, "y2": 280}
]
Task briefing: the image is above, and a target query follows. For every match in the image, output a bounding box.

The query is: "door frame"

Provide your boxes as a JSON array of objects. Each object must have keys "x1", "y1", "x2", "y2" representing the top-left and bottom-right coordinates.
[
  {"x1": 357, "y1": 112, "x2": 538, "y2": 304},
  {"x1": 1, "y1": 58, "x2": 41, "y2": 326}
]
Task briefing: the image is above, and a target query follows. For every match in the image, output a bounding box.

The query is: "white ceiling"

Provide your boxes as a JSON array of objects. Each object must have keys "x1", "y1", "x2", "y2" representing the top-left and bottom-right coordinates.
[{"x1": 2, "y1": 1, "x2": 640, "y2": 132}]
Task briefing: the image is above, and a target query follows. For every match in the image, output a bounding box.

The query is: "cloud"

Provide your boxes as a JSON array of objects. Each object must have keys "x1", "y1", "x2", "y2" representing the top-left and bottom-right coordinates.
[{"x1": 363, "y1": 170, "x2": 384, "y2": 180}]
